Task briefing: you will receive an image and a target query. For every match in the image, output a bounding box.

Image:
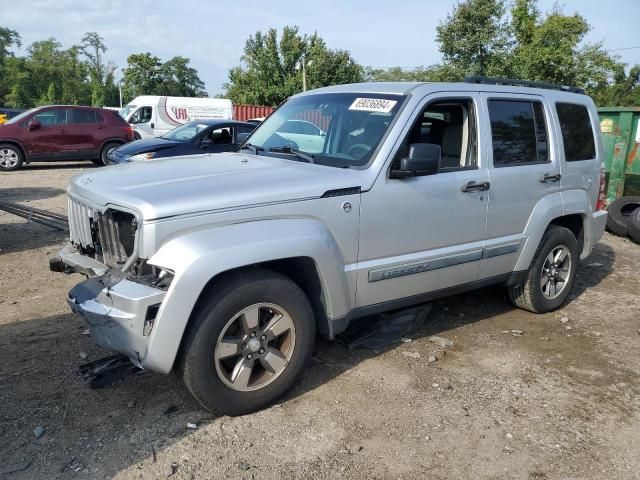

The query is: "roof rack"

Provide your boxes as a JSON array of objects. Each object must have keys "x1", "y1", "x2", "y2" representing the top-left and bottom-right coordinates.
[{"x1": 463, "y1": 76, "x2": 585, "y2": 95}]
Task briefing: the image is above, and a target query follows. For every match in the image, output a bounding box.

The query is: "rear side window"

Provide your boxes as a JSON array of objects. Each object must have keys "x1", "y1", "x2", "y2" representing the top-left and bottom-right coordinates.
[
  {"x1": 71, "y1": 109, "x2": 97, "y2": 124},
  {"x1": 488, "y1": 100, "x2": 549, "y2": 167},
  {"x1": 556, "y1": 103, "x2": 596, "y2": 161}
]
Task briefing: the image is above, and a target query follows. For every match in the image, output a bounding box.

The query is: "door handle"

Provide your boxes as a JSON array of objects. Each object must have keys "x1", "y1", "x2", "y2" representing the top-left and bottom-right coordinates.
[
  {"x1": 461, "y1": 181, "x2": 490, "y2": 192},
  {"x1": 97, "y1": 125, "x2": 106, "y2": 130},
  {"x1": 540, "y1": 173, "x2": 561, "y2": 183}
]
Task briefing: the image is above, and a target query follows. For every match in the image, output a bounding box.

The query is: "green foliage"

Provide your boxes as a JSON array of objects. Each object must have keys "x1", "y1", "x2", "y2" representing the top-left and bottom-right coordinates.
[
  {"x1": 0, "y1": 29, "x2": 207, "y2": 108},
  {"x1": 224, "y1": 26, "x2": 363, "y2": 106},
  {"x1": 121, "y1": 53, "x2": 207, "y2": 102}
]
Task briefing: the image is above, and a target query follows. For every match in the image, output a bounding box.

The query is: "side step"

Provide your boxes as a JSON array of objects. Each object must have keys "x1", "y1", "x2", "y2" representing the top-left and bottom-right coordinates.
[{"x1": 78, "y1": 354, "x2": 143, "y2": 388}]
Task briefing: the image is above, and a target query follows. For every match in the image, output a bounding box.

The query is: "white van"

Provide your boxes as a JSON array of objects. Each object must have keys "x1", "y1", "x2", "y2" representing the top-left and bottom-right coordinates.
[{"x1": 120, "y1": 96, "x2": 233, "y2": 139}]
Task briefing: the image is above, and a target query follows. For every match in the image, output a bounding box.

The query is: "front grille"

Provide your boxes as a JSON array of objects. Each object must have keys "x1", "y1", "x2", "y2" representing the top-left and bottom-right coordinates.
[
  {"x1": 67, "y1": 196, "x2": 137, "y2": 269},
  {"x1": 68, "y1": 196, "x2": 96, "y2": 248},
  {"x1": 97, "y1": 210, "x2": 136, "y2": 268}
]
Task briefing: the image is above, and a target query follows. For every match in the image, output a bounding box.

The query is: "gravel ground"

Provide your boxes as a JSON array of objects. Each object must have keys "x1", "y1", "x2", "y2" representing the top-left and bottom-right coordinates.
[{"x1": 1, "y1": 161, "x2": 639, "y2": 479}]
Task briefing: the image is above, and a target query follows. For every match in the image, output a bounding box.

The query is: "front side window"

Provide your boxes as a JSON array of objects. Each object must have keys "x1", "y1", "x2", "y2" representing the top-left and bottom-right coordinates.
[
  {"x1": 488, "y1": 100, "x2": 549, "y2": 167},
  {"x1": 245, "y1": 93, "x2": 406, "y2": 168},
  {"x1": 556, "y1": 103, "x2": 596, "y2": 161},
  {"x1": 392, "y1": 98, "x2": 478, "y2": 171},
  {"x1": 130, "y1": 106, "x2": 152, "y2": 124},
  {"x1": 34, "y1": 108, "x2": 67, "y2": 126}
]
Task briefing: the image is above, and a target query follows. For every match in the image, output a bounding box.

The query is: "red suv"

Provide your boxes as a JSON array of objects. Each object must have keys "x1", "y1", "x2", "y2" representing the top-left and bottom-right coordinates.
[{"x1": 0, "y1": 105, "x2": 134, "y2": 171}]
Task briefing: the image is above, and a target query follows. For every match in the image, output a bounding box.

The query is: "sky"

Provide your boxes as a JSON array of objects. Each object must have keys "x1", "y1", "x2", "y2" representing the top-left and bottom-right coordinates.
[{"x1": 2, "y1": 0, "x2": 639, "y2": 96}]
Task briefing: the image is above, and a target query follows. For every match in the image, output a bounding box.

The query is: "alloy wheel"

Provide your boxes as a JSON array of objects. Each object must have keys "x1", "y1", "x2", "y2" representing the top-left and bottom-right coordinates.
[
  {"x1": 0, "y1": 148, "x2": 19, "y2": 168},
  {"x1": 540, "y1": 245, "x2": 572, "y2": 299},
  {"x1": 214, "y1": 303, "x2": 296, "y2": 392}
]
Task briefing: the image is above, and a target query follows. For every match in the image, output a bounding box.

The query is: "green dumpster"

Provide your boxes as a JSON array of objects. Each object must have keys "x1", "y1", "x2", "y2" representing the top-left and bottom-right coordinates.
[{"x1": 597, "y1": 107, "x2": 640, "y2": 205}]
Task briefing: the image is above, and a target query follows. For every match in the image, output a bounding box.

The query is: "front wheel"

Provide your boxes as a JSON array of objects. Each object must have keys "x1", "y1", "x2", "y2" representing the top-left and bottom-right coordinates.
[
  {"x1": 508, "y1": 225, "x2": 579, "y2": 313},
  {"x1": 178, "y1": 268, "x2": 315, "y2": 416},
  {"x1": 0, "y1": 144, "x2": 24, "y2": 171}
]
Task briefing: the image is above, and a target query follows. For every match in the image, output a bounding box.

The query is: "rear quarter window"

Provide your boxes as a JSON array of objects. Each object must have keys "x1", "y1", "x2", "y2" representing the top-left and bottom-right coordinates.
[{"x1": 556, "y1": 103, "x2": 596, "y2": 161}]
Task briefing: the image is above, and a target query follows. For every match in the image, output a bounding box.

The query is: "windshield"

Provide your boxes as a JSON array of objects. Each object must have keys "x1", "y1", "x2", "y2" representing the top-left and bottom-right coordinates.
[
  {"x1": 245, "y1": 92, "x2": 406, "y2": 168},
  {"x1": 120, "y1": 104, "x2": 137, "y2": 120},
  {"x1": 162, "y1": 122, "x2": 210, "y2": 142},
  {"x1": 5, "y1": 108, "x2": 38, "y2": 125}
]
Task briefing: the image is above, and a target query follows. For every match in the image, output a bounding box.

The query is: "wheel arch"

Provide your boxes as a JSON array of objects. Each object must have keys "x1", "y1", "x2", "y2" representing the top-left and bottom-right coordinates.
[
  {"x1": 0, "y1": 140, "x2": 27, "y2": 161},
  {"x1": 140, "y1": 219, "x2": 352, "y2": 373},
  {"x1": 515, "y1": 192, "x2": 592, "y2": 271}
]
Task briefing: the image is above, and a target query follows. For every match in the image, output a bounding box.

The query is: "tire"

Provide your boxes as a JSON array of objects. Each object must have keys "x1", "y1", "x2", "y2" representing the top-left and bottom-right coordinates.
[
  {"x1": 90, "y1": 158, "x2": 103, "y2": 166},
  {"x1": 508, "y1": 225, "x2": 579, "y2": 313},
  {"x1": 627, "y1": 207, "x2": 640, "y2": 245},
  {"x1": 606, "y1": 196, "x2": 640, "y2": 237},
  {"x1": 178, "y1": 268, "x2": 315, "y2": 416},
  {"x1": 0, "y1": 143, "x2": 24, "y2": 171},
  {"x1": 100, "y1": 142, "x2": 122, "y2": 166}
]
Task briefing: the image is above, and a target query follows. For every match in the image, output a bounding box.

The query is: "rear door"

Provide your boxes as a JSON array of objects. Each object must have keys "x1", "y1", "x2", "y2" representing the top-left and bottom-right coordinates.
[
  {"x1": 479, "y1": 93, "x2": 561, "y2": 279},
  {"x1": 25, "y1": 108, "x2": 69, "y2": 158},
  {"x1": 64, "y1": 108, "x2": 102, "y2": 157}
]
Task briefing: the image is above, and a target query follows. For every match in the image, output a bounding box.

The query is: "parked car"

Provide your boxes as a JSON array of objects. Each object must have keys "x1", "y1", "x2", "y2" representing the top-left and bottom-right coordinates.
[
  {"x1": 107, "y1": 120, "x2": 257, "y2": 164},
  {"x1": 52, "y1": 77, "x2": 607, "y2": 416},
  {"x1": 0, "y1": 108, "x2": 25, "y2": 125},
  {"x1": 120, "y1": 96, "x2": 233, "y2": 139},
  {"x1": 0, "y1": 106, "x2": 134, "y2": 171}
]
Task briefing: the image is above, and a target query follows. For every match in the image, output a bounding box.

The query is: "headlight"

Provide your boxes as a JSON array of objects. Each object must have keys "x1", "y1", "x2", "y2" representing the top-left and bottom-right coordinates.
[{"x1": 129, "y1": 152, "x2": 155, "y2": 162}]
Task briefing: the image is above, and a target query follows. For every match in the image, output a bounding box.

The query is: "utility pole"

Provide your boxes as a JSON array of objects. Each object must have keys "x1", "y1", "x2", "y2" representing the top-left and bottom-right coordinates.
[{"x1": 296, "y1": 54, "x2": 312, "y2": 92}]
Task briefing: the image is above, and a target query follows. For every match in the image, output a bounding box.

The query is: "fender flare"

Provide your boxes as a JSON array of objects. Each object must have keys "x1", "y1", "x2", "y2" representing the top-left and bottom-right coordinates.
[{"x1": 141, "y1": 218, "x2": 351, "y2": 373}]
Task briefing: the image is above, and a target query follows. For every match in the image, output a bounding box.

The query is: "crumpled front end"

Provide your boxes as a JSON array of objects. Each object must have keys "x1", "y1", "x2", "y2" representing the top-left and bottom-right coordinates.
[
  {"x1": 67, "y1": 273, "x2": 166, "y2": 367},
  {"x1": 55, "y1": 193, "x2": 172, "y2": 370}
]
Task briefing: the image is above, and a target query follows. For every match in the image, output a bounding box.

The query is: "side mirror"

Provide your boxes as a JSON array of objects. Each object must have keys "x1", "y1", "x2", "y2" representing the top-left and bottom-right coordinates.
[
  {"x1": 200, "y1": 138, "x2": 213, "y2": 148},
  {"x1": 29, "y1": 119, "x2": 41, "y2": 131},
  {"x1": 391, "y1": 143, "x2": 441, "y2": 178}
]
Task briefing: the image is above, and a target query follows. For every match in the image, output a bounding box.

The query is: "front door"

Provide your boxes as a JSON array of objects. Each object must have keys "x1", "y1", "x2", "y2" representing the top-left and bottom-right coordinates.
[
  {"x1": 129, "y1": 106, "x2": 154, "y2": 138},
  {"x1": 355, "y1": 93, "x2": 489, "y2": 307},
  {"x1": 478, "y1": 94, "x2": 562, "y2": 279},
  {"x1": 25, "y1": 108, "x2": 70, "y2": 158}
]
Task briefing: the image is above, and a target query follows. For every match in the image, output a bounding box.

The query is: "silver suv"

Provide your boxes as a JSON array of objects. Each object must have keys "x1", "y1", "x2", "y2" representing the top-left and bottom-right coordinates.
[{"x1": 52, "y1": 78, "x2": 608, "y2": 415}]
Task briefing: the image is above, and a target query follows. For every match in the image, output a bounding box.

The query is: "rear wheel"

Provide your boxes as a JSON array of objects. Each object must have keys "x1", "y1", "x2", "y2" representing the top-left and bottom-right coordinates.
[
  {"x1": 0, "y1": 144, "x2": 24, "y2": 171},
  {"x1": 508, "y1": 226, "x2": 579, "y2": 313},
  {"x1": 178, "y1": 268, "x2": 315, "y2": 416},
  {"x1": 100, "y1": 142, "x2": 122, "y2": 166}
]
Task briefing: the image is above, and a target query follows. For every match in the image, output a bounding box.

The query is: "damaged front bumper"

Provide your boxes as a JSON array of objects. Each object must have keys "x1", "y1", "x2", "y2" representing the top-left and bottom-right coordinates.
[{"x1": 57, "y1": 247, "x2": 166, "y2": 368}]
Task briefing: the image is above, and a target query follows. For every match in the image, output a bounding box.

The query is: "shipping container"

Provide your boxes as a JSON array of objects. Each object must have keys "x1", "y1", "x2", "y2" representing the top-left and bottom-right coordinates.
[
  {"x1": 597, "y1": 107, "x2": 640, "y2": 205},
  {"x1": 233, "y1": 104, "x2": 275, "y2": 122}
]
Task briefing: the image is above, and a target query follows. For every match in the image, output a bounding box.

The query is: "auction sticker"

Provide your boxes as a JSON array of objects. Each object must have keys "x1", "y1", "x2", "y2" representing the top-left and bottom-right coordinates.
[{"x1": 349, "y1": 98, "x2": 397, "y2": 113}]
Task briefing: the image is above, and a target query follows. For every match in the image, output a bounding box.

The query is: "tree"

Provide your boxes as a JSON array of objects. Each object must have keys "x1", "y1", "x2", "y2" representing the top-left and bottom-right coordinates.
[
  {"x1": 80, "y1": 32, "x2": 117, "y2": 106},
  {"x1": 160, "y1": 56, "x2": 207, "y2": 97},
  {"x1": 435, "y1": 0, "x2": 512, "y2": 79},
  {"x1": 0, "y1": 27, "x2": 22, "y2": 103},
  {"x1": 224, "y1": 26, "x2": 363, "y2": 105},
  {"x1": 121, "y1": 53, "x2": 207, "y2": 102}
]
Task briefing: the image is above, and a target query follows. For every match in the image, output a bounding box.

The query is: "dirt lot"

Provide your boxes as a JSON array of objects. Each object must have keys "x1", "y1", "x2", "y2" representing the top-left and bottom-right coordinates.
[{"x1": 1, "y1": 161, "x2": 639, "y2": 479}]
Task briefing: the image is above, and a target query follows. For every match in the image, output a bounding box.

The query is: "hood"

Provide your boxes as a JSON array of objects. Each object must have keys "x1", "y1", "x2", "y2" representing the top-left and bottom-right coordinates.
[
  {"x1": 69, "y1": 152, "x2": 363, "y2": 220},
  {"x1": 0, "y1": 123, "x2": 20, "y2": 135},
  {"x1": 114, "y1": 137, "x2": 180, "y2": 156}
]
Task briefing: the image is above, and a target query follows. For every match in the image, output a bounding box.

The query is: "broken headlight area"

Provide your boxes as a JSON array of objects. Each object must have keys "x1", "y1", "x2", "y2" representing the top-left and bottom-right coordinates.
[
  {"x1": 128, "y1": 260, "x2": 174, "y2": 290},
  {"x1": 68, "y1": 199, "x2": 138, "y2": 270}
]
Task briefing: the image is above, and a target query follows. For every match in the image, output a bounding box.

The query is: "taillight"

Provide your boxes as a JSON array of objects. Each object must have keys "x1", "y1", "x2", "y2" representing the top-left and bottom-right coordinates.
[{"x1": 595, "y1": 163, "x2": 607, "y2": 211}]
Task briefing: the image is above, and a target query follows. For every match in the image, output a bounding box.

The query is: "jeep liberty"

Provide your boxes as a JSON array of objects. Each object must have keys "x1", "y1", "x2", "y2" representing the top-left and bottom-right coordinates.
[{"x1": 51, "y1": 78, "x2": 608, "y2": 415}]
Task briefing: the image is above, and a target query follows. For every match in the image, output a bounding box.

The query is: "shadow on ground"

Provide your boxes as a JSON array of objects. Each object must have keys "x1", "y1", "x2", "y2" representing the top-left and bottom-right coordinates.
[
  {"x1": 0, "y1": 186, "x2": 66, "y2": 202},
  {"x1": 0, "y1": 219, "x2": 67, "y2": 254}
]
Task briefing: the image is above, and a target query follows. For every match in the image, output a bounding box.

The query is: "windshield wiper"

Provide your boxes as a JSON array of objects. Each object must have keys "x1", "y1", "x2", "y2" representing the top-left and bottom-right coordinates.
[
  {"x1": 268, "y1": 146, "x2": 315, "y2": 164},
  {"x1": 238, "y1": 143, "x2": 265, "y2": 154}
]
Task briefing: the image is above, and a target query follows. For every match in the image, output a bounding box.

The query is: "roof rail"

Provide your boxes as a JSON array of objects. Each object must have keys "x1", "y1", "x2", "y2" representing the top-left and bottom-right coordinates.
[{"x1": 463, "y1": 76, "x2": 585, "y2": 95}]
